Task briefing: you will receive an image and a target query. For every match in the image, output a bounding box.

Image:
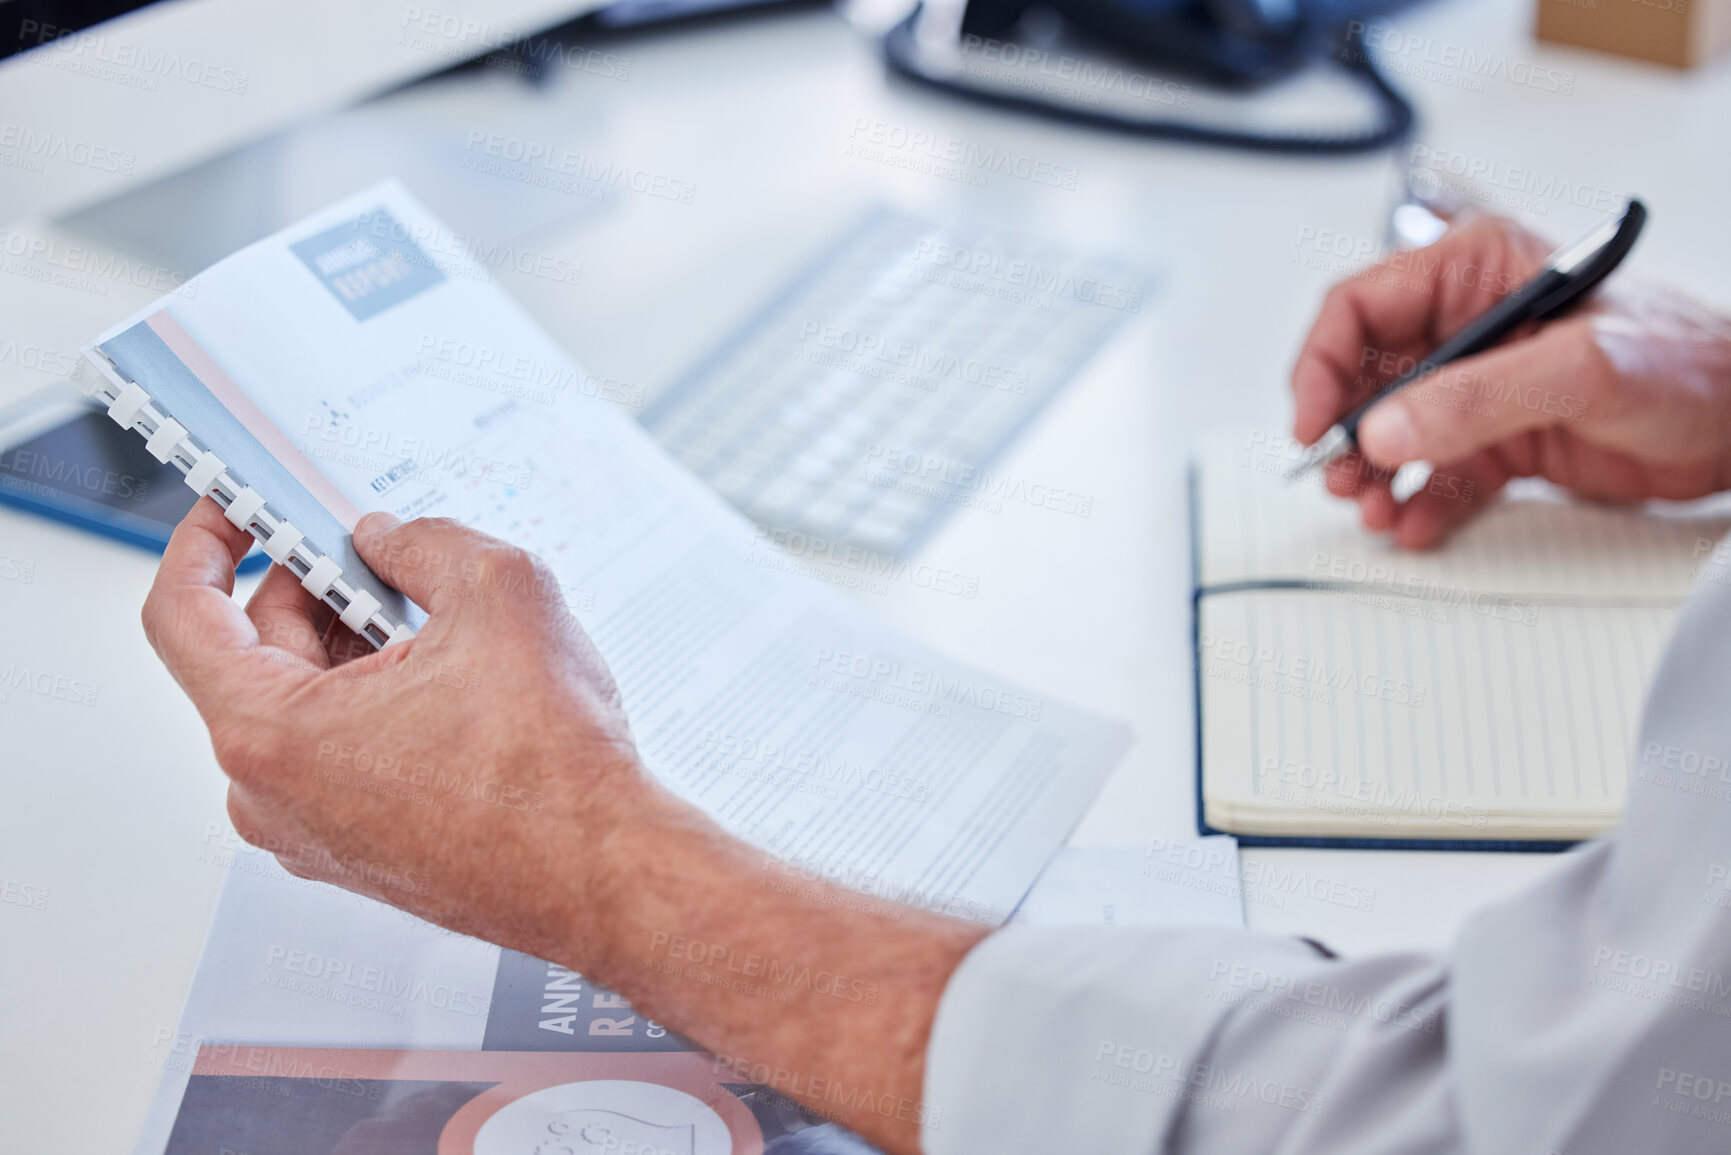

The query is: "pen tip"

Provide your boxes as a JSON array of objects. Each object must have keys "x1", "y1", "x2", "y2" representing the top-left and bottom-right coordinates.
[{"x1": 1283, "y1": 425, "x2": 1350, "y2": 484}]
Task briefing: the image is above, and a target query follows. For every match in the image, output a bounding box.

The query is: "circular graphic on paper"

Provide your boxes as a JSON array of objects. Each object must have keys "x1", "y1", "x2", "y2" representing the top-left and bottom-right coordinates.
[{"x1": 474, "y1": 1080, "x2": 732, "y2": 1155}]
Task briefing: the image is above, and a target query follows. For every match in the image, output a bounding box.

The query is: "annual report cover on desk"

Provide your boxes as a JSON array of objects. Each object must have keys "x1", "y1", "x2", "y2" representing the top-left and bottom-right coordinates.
[
  {"x1": 140, "y1": 854, "x2": 884, "y2": 1155},
  {"x1": 1190, "y1": 431, "x2": 1731, "y2": 850}
]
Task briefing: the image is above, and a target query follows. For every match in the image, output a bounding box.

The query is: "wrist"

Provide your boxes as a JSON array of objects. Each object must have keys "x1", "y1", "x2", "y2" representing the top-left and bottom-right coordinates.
[
  {"x1": 568, "y1": 779, "x2": 742, "y2": 990},
  {"x1": 562, "y1": 789, "x2": 986, "y2": 1155}
]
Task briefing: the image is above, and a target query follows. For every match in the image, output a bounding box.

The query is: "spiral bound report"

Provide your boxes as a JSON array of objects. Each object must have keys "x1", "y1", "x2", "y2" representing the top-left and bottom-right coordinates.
[{"x1": 80, "y1": 333, "x2": 416, "y2": 652}]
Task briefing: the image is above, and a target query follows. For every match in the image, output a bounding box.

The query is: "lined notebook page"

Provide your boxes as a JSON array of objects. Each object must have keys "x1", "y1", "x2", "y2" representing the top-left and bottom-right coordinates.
[
  {"x1": 1197, "y1": 432, "x2": 1731, "y2": 600},
  {"x1": 1191, "y1": 430, "x2": 1727, "y2": 839},
  {"x1": 1200, "y1": 590, "x2": 1674, "y2": 838}
]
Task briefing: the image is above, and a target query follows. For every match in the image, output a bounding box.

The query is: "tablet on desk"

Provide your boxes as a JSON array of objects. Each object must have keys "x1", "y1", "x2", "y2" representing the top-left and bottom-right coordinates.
[{"x1": 0, "y1": 387, "x2": 265, "y2": 569}]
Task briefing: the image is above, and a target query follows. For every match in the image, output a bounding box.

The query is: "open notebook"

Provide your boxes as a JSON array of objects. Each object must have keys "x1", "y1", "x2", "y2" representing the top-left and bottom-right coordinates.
[{"x1": 1191, "y1": 432, "x2": 1731, "y2": 848}]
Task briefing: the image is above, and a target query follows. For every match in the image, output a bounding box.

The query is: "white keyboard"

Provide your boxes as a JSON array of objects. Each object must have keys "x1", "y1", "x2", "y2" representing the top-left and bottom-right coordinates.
[{"x1": 643, "y1": 207, "x2": 1152, "y2": 555}]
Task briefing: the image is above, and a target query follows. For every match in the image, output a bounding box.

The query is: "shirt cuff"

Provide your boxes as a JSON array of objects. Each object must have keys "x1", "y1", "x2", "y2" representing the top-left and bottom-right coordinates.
[{"x1": 920, "y1": 924, "x2": 1317, "y2": 1153}]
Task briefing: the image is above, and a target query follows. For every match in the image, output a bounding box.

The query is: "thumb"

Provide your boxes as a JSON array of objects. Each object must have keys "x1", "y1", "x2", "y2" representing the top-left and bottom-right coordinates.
[
  {"x1": 352, "y1": 513, "x2": 506, "y2": 616},
  {"x1": 1357, "y1": 323, "x2": 1605, "y2": 470}
]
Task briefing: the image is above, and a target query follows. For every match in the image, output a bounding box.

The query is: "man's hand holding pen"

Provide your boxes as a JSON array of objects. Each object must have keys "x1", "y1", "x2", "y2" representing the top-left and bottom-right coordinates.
[{"x1": 1292, "y1": 213, "x2": 1731, "y2": 549}]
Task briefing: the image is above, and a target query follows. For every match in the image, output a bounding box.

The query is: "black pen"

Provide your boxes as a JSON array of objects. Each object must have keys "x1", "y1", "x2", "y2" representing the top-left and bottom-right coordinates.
[{"x1": 1286, "y1": 198, "x2": 1647, "y2": 484}]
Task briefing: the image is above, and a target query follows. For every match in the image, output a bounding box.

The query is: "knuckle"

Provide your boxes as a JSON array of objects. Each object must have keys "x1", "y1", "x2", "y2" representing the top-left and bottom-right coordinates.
[
  {"x1": 414, "y1": 518, "x2": 474, "y2": 557},
  {"x1": 139, "y1": 594, "x2": 161, "y2": 653},
  {"x1": 524, "y1": 552, "x2": 557, "y2": 591},
  {"x1": 476, "y1": 542, "x2": 538, "y2": 584},
  {"x1": 208, "y1": 719, "x2": 282, "y2": 784},
  {"x1": 275, "y1": 852, "x2": 314, "y2": 880},
  {"x1": 1453, "y1": 212, "x2": 1508, "y2": 246},
  {"x1": 1572, "y1": 325, "x2": 1615, "y2": 382},
  {"x1": 1459, "y1": 213, "x2": 1539, "y2": 262},
  {"x1": 225, "y1": 790, "x2": 267, "y2": 850},
  {"x1": 420, "y1": 516, "x2": 467, "y2": 537},
  {"x1": 1454, "y1": 214, "x2": 1499, "y2": 242},
  {"x1": 139, "y1": 586, "x2": 188, "y2": 660},
  {"x1": 209, "y1": 724, "x2": 248, "y2": 771},
  {"x1": 377, "y1": 517, "x2": 464, "y2": 568},
  {"x1": 496, "y1": 542, "x2": 537, "y2": 571}
]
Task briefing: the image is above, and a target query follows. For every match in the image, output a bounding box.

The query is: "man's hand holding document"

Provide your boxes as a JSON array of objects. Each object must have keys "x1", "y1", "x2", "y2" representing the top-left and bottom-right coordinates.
[{"x1": 94, "y1": 181, "x2": 1128, "y2": 1155}]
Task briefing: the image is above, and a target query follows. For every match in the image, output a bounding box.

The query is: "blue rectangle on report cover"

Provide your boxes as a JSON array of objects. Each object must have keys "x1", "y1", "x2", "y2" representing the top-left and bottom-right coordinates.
[{"x1": 289, "y1": 209, "x2": 444, "y2": 322}]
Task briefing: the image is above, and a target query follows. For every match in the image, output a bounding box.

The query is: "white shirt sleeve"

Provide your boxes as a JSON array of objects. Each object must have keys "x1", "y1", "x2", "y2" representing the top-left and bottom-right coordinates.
[{"x1": 923, "y1": 574, "x2": 1731, "y2": 1154}]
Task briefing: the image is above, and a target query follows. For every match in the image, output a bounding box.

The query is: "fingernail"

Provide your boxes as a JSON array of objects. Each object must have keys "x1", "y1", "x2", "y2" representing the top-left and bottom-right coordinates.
[
  {"x1": 1361, "y1": 403, "x2": 1417, "y2": 463},
  {"x1": 354, "y1": 511, "x2": 401, "y2": 541}
]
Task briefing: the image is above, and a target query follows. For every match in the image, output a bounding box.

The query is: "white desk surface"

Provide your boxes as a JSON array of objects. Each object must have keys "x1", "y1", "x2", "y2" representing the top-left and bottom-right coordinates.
[{"x1": 2, "y1": 1, "x2": 1729, "y2": 1149}]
